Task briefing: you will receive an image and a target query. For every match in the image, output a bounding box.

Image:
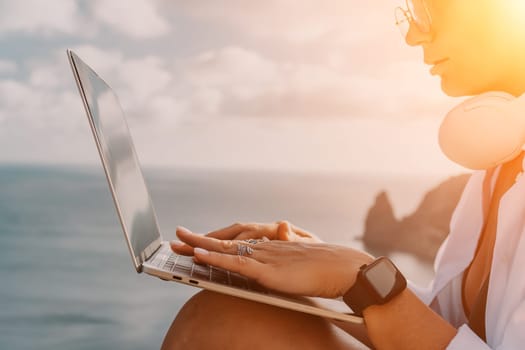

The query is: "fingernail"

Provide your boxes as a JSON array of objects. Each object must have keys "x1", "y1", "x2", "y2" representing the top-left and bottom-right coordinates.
[
  {"x1": 171, "y1": 241, "x2": 185, "y2": 247},
  {"x1": 177, "y1": 226, "x2": 191, "y2": 233},
  {"x1": 194, "y1": 248, "x2": 210, "y2": 255}
]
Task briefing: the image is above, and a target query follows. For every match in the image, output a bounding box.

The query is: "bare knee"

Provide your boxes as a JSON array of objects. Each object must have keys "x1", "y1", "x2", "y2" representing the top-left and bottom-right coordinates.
[{"x1": 161, "y1": 291, "x2": 365, "y2": 350}]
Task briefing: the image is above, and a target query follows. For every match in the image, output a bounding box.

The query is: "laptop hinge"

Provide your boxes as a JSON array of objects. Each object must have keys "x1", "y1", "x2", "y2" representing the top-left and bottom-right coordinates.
[{"x1": 140, "y1": 237, "x2": 162, "y2": 264}]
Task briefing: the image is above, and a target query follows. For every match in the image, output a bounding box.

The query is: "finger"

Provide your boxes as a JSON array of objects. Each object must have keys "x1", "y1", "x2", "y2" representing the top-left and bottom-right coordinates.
[
  {"x1": 291, "y1": 224, "x2": 311, "y2": 237},
  {"x1": 177, "y1": 226, "x2": 240, "y2": 255},
  {"x1": 205, "y1": 222, "x2": 246, "y2": 240},
  {"x1": 276, "y1": 221, "x2": 292, "y2": 241},
  {"x1": 170, "y1": 240, "x2": 195, "y2": 256},
  {"x1": 291, "y1": 224, "x2": 319, "y2": 240},
  {"x1": 235, "y1": 231, "x2": 269, "y2": 240},
  {"x1": 193, "y1": 247, "x2": 266, "y2": 282}
]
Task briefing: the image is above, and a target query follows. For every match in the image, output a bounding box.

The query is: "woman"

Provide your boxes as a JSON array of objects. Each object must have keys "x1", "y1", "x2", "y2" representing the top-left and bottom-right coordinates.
[{"x1": 162, "y1": 1, "x2": 525, "y2": 349}]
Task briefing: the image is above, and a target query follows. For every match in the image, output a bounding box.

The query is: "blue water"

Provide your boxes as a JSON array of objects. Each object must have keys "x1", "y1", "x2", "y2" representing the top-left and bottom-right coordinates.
[{"x1": 0, "y1": 165, "x2": 439, "y2": 349}]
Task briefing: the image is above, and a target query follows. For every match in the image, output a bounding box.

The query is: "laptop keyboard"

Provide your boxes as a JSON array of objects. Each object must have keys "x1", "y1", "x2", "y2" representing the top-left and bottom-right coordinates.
[{"x1": 151, "y1": 248, "x2": 268, "y2": 293}]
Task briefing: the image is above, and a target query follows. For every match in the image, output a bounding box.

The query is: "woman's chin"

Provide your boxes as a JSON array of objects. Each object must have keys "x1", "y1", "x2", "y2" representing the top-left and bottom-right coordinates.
[{"x1": 439, "y1": 77, "x2": 478, "y2": 97}]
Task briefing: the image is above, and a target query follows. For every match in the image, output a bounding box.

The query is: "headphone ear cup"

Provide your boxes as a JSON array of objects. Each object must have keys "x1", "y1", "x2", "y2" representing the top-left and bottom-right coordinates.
[
  {"x1": 459, "y1": 91, "x2": 515, "y2": 111},
  {"x1": 439, "y1": 91, "x2": 525, "y2": 170}
]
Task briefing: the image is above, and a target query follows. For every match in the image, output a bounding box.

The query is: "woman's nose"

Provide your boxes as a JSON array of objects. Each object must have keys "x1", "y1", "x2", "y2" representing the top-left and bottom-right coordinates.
[{"x1": 405, "y1": 21, "x2": 433, "y2": 46}]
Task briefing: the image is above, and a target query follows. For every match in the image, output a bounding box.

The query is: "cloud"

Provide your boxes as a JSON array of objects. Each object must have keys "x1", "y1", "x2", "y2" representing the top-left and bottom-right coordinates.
[
  {"x1": 0, "y1": 84, "x2": 98, "y2": 165},
  {"x1": 0, "y1": 1, "x2": 463, "y2": 175},
  {"x1": 1, "y1": 1, "x2": 451, "y2": 123},
  {"x1": 0, "y1": 45, "x2": 179, "y2": 164},
  {"x1": 0, "y1": 0, "x2": 86, "y2": 36},
  {"x1": 179, "y1": 46, "x2": 455, "y2": 120},
  {"x1": 0, "y1": 80, "x2": 31, "y2": 112},
  {"x1": 68, "y1": 46, "x2": 176, "y2": 120},
  {"x1": 0, "y1": 0, "x2": 169, "y2": 39},
  {"x1": 25, "y1": 47, "x2": 122, "y2": 92},
  {"x1": 63, "y1": 44, "x2": 451, "y2": 127},
  {"x1": 118, "y1": 56, "x2": 173, "y2": 102},
  {"x1": 0, "y1": 59, "x2": 17, "y2": 75},
  {"x1": 153, "y1": 1, "x2": 456, "y2": 120},
  {"x1": 166, "y1": 0, "x2": 417, "y2": 88},
  {"x1": 185, "y1": 47, "x2": 278, "y2": 112},
  {"x1": 174, "y1": 0, "x2": 382, "y2": 45},
  {"x1": 90, "y1": 0, "x2": 170, "y2": 38},
  {"x1": 66, "y1": 45, "x2": 125, "y2": 76}
]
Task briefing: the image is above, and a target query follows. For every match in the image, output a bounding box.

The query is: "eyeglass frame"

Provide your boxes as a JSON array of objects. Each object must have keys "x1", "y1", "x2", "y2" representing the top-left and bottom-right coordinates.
[{"x1": 394, "y1": 0, "x2": 433, "y2": 37}]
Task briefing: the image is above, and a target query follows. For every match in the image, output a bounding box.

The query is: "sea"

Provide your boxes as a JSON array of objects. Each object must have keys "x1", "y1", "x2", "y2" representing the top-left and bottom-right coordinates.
[{"x1": 0, "y1": 165, "x2": 445, "y2": 350}]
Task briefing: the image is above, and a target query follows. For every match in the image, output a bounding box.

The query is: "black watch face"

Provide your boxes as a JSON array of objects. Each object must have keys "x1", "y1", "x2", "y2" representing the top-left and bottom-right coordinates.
[{"x1": 363, "y1": 259, "x2": 397, "y2": 298}]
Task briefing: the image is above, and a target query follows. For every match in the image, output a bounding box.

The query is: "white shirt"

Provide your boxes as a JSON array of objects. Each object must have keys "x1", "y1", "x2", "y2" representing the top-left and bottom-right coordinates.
[{"x1": 409, "y1": 160, "x2": 525, "y2": 349}]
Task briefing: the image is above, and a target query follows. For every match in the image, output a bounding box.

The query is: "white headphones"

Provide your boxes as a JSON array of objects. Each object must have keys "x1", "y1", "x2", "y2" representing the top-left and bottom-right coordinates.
[{"x1": 439, "y1": 91, "x2": 525, "y2": 170}]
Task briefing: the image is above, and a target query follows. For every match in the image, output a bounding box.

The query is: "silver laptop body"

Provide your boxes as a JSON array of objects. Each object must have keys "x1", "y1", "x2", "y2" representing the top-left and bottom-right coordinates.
[{"x1": 67, "y1": 49, "x2": 362, "y2": 324}]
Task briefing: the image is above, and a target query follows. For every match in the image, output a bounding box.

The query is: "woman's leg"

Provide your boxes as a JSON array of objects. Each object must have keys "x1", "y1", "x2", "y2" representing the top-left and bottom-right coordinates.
[{"x1": 161, "y1": 291, "x2": 369, "y2": 350}]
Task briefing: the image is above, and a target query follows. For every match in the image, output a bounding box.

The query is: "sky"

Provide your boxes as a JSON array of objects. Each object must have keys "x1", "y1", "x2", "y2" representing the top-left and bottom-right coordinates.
[{"x1": 0, "y1": 0, "x2": 469, "y2": 175}]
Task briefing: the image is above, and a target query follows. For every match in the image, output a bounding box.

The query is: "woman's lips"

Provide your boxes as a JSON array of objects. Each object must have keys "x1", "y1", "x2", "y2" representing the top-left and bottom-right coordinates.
[
  {"x1": 430, "y1": 58, "x2": 449, "y2": 75},
  {"x1": 433, "y1": 58, "x2": 449, "y2": 65}
]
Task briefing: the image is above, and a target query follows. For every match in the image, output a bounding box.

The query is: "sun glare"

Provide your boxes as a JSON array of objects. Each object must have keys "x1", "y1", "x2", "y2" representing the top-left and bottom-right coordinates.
[{"x1": 498, "y1": 0, "x2": 525, "y2": 34}]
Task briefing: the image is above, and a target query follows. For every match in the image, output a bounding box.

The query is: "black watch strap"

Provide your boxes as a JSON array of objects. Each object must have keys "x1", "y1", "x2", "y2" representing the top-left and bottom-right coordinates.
[
  {"x1": 343, "y1": 258, "x2": 407, "y2": 317},
  {"x1": 343, "y1": 271, "x2": 377, "y2": 316}
]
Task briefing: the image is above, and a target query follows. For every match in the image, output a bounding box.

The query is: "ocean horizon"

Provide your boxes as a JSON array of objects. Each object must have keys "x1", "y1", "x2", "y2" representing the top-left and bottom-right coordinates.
[{"x1": 0, "y1": 164, "x2": 446, "y2": 349}]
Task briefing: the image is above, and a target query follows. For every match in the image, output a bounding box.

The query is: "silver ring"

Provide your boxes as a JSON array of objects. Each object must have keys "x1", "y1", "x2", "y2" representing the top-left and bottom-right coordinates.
[
  {"x1": 237, "y1": 244, "x2": 254, "y2": 256},
  {"x1": 244, "y1": 237, "x2": 269, "y2": 245}
]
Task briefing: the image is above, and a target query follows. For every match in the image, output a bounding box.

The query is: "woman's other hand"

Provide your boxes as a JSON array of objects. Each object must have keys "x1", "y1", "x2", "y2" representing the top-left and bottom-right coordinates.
[
  {"x1": 206, "y1": 220, "x2": 322, "y2": 242},
  {"x1": 172, "y1": 221, "x2": 322, "y2": 255},
  {"x1": 171, "y1": 227, "x2": 374, "y2": 298}
]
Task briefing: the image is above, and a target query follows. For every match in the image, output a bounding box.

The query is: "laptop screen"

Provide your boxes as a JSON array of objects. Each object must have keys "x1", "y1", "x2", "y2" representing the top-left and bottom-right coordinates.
[{"x1": 68, "y1": 50, "x2": 162, "y2": 271}]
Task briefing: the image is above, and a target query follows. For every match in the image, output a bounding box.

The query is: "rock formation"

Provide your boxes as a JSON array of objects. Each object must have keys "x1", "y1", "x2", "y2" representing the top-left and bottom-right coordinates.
[{"x1": 361, "y1": 174, "x2": 471, "y2": 261}]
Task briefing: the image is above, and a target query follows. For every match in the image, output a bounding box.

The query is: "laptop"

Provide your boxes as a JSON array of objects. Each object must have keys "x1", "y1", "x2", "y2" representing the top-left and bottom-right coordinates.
[{"x1": 67, "y1": 49, "x2": 363, "y2": 324}]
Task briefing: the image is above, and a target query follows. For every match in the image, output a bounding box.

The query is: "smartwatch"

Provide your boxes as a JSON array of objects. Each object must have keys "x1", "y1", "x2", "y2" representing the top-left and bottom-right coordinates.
[{"x1": 343, "y1": 257, "x2": 407, "y2": 316}]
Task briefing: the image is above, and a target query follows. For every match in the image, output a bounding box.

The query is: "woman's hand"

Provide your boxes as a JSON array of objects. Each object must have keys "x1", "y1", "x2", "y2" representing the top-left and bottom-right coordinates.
[
  {"x1": 173, "y1": 221, "x2": 322, "y2": 255},
  {"x1": 207, "y1": 220, "x2": 322, "y2": 242},
  {"x1": 171, "y1": 227, "x2": 374, "y2": 298}
]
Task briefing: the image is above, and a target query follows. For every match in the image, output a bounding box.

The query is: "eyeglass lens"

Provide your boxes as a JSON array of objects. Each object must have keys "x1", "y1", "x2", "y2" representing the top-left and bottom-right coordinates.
[
  {"x1": 396, "y1": 0, "x2": 431, "y2": 38},
  {"x1": 407, "y1": 0, "x2": 431, "y2": 32}
]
